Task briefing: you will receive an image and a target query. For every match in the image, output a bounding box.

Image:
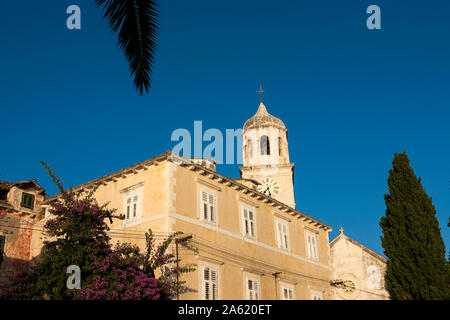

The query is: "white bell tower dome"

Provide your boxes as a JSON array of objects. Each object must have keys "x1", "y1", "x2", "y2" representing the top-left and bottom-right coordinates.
[{"x1": 239, "y1": 89, "x2": 295, "y2": 208}]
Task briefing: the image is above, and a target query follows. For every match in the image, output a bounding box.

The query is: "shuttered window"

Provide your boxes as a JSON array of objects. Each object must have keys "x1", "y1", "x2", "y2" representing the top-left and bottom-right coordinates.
[
  {"x1": 124, "y1": 194, "x2": 140, "y2": 221},
  {"x1": 282, "y1": 286, "x2": 294, "y2": 300},
  {"x1": 21, "y1": 192, "x2": 35, "y2": 209},
  {"x1": 276, "y1": 220, "x2": 289, "y2": 249},
  {"x1": 200, "y1": 189, "x2": 216, "y2": 224},
  {"x1": 306, "y1": 232, "x2": 319, "y2": 260},
  {"x1": 247, "y1": 278, "x2": 260, "y2": 300},
  {"x1": 242, "y1": 206, "x2": 256, "y2": 238},
  {"x1": 0, "y1": 235, "x2": 5, "y2": 268},
  {"x1": 203, "y1": 266, "x2": 218, "y2": 300}
]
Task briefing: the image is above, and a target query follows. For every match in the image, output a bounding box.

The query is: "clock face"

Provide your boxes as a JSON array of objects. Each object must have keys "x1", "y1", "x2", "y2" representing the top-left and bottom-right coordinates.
[{"x1": 257, "y1": 178, "x2": 279, "y2": 197}]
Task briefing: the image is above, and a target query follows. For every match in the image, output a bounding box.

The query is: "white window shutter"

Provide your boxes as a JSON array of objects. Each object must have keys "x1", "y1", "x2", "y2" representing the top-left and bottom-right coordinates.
[
  {"x1": 204, "y1": 267, "x2": 210, "y2": 300},
  {"x1": 313, "y1": 235, "x2": 318, "y2": 260},
  {"x1": 277, "y1": 222, "x2": 282, "y2": 248},
  {"x1": 282, "y1": 224, "x2": 288, "y2": 249},
  {"x1": 203, "y1": 266, "x2": 218, "y2": 300},
  {"x1": 126, "y1": 197, "x2": 132, "y2": 220},
  {"x1": 201, "y1": 191, "x2": 208, "y2": 220},
  {"x1": 249, "y1": 211, "x2": 255, "y2": 237},
  {"x1": 208, "y1": 193, "x2": 216, "y2": 223},
  {"x1": 211, "y1": 269, "x2": 218, "y2": 300},
  {"x1": 307, "y1": 234, "x2": 312, "y2": 258}
]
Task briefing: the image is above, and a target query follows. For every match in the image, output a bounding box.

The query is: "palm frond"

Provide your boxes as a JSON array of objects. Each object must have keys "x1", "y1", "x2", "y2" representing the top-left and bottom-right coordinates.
[{"x1": 95, "y1": 0, "x2": 159, "y2": 94}]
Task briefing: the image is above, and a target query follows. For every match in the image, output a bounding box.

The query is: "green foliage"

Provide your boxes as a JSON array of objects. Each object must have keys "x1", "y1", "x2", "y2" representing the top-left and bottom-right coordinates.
[{"x1": 380, "y1": 152, "x2": 449, "y2": 299}]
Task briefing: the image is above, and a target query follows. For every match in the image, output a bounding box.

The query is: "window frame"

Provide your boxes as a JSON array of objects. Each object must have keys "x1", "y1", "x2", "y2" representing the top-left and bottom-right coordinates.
[
  {"x1": 21, "y1": 192, "x2": 35, "y2": 210},
  {"x1": 121, "y1": 186, "x2": 143, "y2": 223},
  {"x1": 201, "y1": 264, "x2": 219, "y2": 300},
  {"x1": 241, "y1": 204, "x2": 257, "y2": 239},
  {"x1": 245, "y1": 276, "x2": 261, "y2": 300},
  {"x1": 280, "y1": 284, "x2": 295, "y2": 300},
  {"x1": 305, "y1": 230, "x2": 319, "y2": 261},
  {"x1": 199, "y1": 188, "x2": 217, "y2": 225},
  {"x1": 275, "y1": 219, "x2": 290, "y2": 250}
]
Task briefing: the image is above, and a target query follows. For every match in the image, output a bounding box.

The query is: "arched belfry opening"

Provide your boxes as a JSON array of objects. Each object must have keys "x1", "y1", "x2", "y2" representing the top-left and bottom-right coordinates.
[{"x1": 260, "y1": 135, "x2": 270, "y2": 156}]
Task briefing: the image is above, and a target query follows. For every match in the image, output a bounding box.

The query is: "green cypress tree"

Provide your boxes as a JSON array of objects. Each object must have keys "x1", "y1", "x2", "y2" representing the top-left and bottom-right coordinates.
[{"x1": 380, "y1": 152, "x2": 449, "y2": 299}]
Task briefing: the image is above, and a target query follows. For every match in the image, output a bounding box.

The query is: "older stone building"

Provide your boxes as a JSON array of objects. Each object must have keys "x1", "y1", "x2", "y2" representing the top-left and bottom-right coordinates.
[
  {"x1": 330, "y1": 227, "x2": 389, "y2": 300},
  {"x1": 0, "y1": 180, "x2": 46, "y2": 286}
]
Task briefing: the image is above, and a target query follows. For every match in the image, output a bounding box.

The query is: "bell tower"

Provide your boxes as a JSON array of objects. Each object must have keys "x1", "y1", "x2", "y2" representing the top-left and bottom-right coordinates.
[{"x1": 239, "y1": 88, "x2": 295, "y2": 208}]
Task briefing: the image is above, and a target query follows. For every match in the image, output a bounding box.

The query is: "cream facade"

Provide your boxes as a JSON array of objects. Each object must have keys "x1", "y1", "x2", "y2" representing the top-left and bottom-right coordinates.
[
  {"x1": 330, "y1": 228, "x2": 390, "y2": 300},
  {"x1": 40, "y1": 102, "x2": 335, "y2": 300},
  {"x1": 42, "y1": 151, "x2": 333, "y2": 300}
]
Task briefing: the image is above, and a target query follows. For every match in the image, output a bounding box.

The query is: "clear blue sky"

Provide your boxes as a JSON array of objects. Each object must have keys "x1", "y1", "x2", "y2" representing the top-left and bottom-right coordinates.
[{"x1": 1, "y1": 1, "x2": 449, "y2": 256}]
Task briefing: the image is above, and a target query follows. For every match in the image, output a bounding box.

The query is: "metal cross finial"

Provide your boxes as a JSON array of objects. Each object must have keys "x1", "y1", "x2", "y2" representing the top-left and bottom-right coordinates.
[
  {"x1": 339, "y1": 226, "x2": 344, "y2": 234},
  {"x1": 256, "y1": 84, "x2": 265, "y2": 102}
]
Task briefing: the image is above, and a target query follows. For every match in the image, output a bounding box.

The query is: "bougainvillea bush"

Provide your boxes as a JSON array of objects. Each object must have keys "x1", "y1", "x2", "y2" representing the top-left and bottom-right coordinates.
[{"x1": 0, "y1": 162, "x2": 193, "y2": 300}]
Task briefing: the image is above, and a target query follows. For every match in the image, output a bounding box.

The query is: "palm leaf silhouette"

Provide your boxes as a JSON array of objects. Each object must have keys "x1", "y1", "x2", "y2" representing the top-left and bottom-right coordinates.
[{"x1": 94, "y1": 0, "x2": 159, "y2": 94}]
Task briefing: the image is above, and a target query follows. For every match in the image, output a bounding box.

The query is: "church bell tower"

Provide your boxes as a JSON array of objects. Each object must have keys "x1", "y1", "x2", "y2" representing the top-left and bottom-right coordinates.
[{"x1": 239, "y1": 87, "x2": 296, "y2": 208}]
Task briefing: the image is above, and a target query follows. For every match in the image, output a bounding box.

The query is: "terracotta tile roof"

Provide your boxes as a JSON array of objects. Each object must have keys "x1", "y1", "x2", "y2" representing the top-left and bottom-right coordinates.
[
  {"x1": 0, "y1": 179, "x2": 46, "y2": 196},
  {"x1": 0, "y1": 180, "x2": 13, "y2": 190}
]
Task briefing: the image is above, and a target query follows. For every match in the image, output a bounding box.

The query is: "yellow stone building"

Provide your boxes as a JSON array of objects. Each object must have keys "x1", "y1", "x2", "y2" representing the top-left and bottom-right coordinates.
[
  {"x1": 330, "y1": 227, "x2": 389, "y2": 300},
  {"x1": 40, "y1": 102, "x2": 335, "y2": 300}
]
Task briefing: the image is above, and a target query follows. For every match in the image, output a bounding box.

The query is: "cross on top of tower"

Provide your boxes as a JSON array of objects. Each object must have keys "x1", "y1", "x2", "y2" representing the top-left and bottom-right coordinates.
[
  {"x1": 339, "y1": 226, "x2": 344, "y2": 234},
  {"x1": 256, "y1": 85, "x2": 265, "y2": 103}
]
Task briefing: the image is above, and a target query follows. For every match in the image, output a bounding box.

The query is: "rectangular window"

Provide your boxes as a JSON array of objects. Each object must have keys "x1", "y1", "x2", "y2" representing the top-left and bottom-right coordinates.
[
  {"x1": 121, "y1": 184, "x2": 143, "y2": 223},
  {"x1": 200, "y1": 189, "x2": 216, "y2": 224},
  {"x1": 0, "y1": 235, "x2": 5, "y2": 268},
  {"x1": 125, "y1": 194, "x2": 139, "y2": 221},
  {"x1": 246, "y1": 278, "x2": 260, "y2": 300},
  {"x1": 276, "y1": 220, "x2": 289, "y2": 250},
  {"x1": 21, "y1": 192, "x2": 35, "y2": 209},
  {"x1": 281, "y1": 286, "x2": 295, "y2": 300},
  {"x1": 242, "y1": 206, "x2": 256, "y2": 238},
  {"x1": 203, "y1": 266, "x2": 218, "y2": 300},
  {"x1": 306, "y1": 232, "x2": 319, "y2": 261}
]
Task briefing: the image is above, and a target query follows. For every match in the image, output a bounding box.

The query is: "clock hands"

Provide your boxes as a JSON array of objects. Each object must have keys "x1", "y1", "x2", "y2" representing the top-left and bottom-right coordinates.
[{"x1": 258, "y1": 180, "x2": 277, "y2": 197}]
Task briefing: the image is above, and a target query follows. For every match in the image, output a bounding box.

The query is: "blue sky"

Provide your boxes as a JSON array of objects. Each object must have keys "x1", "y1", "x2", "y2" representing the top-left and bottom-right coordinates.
[{"x1": 0, "y1": 0, "x2": 449, "y2": 256}]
